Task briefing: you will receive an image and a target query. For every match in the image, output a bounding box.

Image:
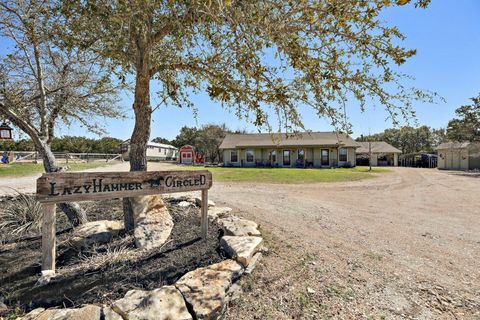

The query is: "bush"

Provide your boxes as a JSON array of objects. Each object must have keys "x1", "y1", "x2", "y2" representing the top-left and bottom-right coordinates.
[
  {"x1": 0, "y1": 191, "x2": 42, "y2": 235},
  {"x1": 340, "y1": 161, "x2": 353, "y2": 168}
]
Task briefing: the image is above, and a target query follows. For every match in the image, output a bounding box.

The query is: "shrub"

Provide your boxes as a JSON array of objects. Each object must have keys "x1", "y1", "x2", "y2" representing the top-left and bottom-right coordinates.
[
  {"x1": 0, "y1": 191, "x2": 42, "y2": 235},
  {"x1": 341, "y1": 161, "x2": 353, "y2": 168}
]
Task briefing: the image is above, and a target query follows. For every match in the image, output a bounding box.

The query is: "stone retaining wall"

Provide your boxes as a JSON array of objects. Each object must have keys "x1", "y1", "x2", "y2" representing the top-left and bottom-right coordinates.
[{"x1": 22, "y1": 194, "x2": 264, "y2": 320}]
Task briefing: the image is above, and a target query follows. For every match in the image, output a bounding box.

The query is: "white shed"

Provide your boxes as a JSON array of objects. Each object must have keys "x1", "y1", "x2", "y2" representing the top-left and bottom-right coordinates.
[
  {"x1": 121, "y1": 140, "x2": 178, "y2": 161},
  {"x1": 436, "y1": 141, "x2": 480, "y2": 171}
]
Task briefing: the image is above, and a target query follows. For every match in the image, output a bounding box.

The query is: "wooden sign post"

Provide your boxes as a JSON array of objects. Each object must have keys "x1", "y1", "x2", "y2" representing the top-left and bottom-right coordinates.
[{"x1": 36, "y1": 170, "x2": 212, "y2": 274}]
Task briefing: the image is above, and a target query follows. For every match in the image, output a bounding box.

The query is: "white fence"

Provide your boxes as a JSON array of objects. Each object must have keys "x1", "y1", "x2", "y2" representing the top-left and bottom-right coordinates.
[{"x1": 1, "y1": 151, "x2": 123, "y2": 163}]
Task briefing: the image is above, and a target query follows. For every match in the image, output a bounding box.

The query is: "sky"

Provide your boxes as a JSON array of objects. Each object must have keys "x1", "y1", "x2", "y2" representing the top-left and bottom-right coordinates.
[{"x1": 3, "y1": 1, "x2": 480, "y2": 141}]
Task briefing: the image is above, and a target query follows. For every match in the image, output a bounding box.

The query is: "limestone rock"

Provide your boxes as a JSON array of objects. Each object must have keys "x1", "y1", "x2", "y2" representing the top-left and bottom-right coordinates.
[
  {"x1": 59, "y1": 305, "x2": 101, "y2": 320},
  {"x1": 207, "y1": 207, "x2": 232, "y2": 221},
  {"x1": 217, "y1": 216, "x2": 260, "y2": 236},
  {"x1": 175, "y1": 260, "x2": 243, "y2": 320},
  {"x1": 107, "y1": 286, "x2": 192, "y2": 320},
  {"x1": 220, "y1": 236, "x2": 263, "y2": 267},
  {"x1": 194, "y1": 196, "x2": 215, "y2": 208},
  {"x1": 20, "y1": 308, "x2": 57, "y2": 320},
  {"x1": 70, "y1": 220, "x2": 123, "y2": 248},
  {"x1": 22, "y1": 305, "x2": 101, "y2": 320},
  {"x1": 19, "y1": 308, "x2": 47, "y2": 320},
  {"x1": 37, "y1": 270, "x2": 56, "y2": 285},
  {"x1": 177, "y1": 200, "x2": 193, "y2": 208},
  {"x1": 245, "y1": 252, "x2": 263, "y2": 275},
  {"x1": 130, "y1": 195, "x2": 173, "y2": 250},
  {"x1": 227, "y1": 282, "x2": 243, "y2": 303},
  {"x1": 162, "y1": 193, "x2": 196, "y2": 202}
]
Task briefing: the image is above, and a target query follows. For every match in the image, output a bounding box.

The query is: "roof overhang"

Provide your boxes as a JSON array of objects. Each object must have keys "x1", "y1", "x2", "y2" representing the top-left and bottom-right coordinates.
[{"x1": 220, "y1": 143, "x2": 355, "y2": 149}]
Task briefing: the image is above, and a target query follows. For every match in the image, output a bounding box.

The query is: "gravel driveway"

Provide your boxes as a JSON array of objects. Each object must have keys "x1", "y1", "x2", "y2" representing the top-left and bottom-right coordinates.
[
  {"x1": 1, "y1": 164, "x2": 478, "y2": 318},
  {"x1": 216, "y1": 168, "x2": 480, "y2": 319}
]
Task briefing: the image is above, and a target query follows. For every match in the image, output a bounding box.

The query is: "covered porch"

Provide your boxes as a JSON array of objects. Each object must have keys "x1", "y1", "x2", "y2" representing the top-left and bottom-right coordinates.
[{"x1": 223, "y1": 146, "x2": 356, "y2": 168}]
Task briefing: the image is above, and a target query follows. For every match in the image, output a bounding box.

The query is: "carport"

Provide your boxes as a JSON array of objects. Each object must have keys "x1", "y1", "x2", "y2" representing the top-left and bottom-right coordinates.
[{"x1": 356, "y1": 141, "x2": 401, "y2": 166}]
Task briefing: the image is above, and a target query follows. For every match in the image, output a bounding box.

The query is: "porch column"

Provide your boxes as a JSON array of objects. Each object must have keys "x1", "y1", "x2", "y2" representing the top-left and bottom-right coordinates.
[{"x1": 337, "y1": 147, "x2": 340, "y2": 167}]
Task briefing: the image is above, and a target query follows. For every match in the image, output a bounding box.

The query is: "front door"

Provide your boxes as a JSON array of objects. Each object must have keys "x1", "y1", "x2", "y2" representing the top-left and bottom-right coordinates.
[
  {"x1": 321, "y1": 149, "x2": 329, "y2": 166},
  {"x1": 283, "y1": 150, "x2": 291, "y2": 167}
]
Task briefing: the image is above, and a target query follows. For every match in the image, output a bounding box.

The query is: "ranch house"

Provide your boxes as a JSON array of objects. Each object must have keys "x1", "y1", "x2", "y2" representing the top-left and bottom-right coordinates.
[{"x1": 219, "y1": 132, "x2": 359, "y2": 168}]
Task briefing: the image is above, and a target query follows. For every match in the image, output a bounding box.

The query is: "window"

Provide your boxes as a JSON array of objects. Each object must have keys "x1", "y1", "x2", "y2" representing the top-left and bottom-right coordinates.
[
  {"x1": 298, "y1": 149, "x2": 305, "y2": 162},
  {"x1": 283, "y1": 150, "x2": 291, "y2": 166},
  {"x1": 1, "y1": 130, "x2": 10, "y2": 138},
  {"x1": 339, "y1": 148, "x2": 347, "y2": 162},
  {"x1": 246, "y1": 150, "x2": 254, "y2": 162},
  {"x1": 231, "y1": 150, "x2": 238, "y2": 162}
]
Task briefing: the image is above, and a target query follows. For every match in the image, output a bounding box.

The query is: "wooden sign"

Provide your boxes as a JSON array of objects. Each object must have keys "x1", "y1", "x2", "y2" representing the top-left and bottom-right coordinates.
[
  {"x1": 36, "y1": 170, "x2": 212, "y2": 275},
  {"x1": 36, "y1": 170, "x2": 212, "y2": 203}
]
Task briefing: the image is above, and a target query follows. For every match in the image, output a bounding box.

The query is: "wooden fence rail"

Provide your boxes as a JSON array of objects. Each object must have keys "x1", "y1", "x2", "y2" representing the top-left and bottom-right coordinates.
[{"x1": 0, "y1": 151, "x2": 123, "y2": 163}]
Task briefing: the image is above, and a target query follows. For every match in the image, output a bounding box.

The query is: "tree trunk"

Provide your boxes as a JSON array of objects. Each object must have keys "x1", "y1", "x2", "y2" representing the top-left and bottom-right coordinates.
[
  {"x1": 123, "y1": 57, "x2": 152, "y2": 232},
  {"x1": 129, "y1": 72, "x2": 151, "y2": 172},
  {"x1": 38, "y1": 140, "x2": 88, "y2": 226}
]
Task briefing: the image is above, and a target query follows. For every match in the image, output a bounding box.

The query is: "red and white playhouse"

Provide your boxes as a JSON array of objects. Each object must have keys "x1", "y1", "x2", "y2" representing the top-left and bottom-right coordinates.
[{"x1": 179, "y1": 145, "x2": 204, "y2": 165}]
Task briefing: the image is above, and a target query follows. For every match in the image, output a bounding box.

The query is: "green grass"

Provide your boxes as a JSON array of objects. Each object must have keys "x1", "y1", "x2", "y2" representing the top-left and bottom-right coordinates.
[
  {"x1": 0, "y1": 161, "x2": 116, "y2": 177},
  {"x1": 185, "y1": 166, "x2": 390, "y2": 184}
]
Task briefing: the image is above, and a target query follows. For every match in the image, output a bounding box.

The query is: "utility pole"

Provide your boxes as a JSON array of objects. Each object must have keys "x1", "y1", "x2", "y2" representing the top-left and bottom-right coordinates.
[
  {"x1": 368, "y1": 127, "x2": 372, "y2": 171},
  {"x1": 369, "y1": 140, "x2": 372, "y2": 171}
]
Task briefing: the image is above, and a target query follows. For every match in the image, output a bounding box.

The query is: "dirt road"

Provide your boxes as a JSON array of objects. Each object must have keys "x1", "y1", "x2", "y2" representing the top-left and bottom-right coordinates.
[{"x1": 1, "y1": 164, "x2": 478, "y2": 318}]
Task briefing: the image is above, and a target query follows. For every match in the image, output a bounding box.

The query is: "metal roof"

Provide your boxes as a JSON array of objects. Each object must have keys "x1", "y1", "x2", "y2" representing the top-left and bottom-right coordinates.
[
  {"x1": 147, "y1": 142, "x2": 178, "y2": 150},
  {"x1": 219, "y1": 132, "x2": 360, "y2": 149},
  {"x1": 436, "y1": 141, "x2": 480, "y2": 150},
  {"x1": 356, "y1": 141, "x2": 402, "y2": 154},
  {"x1": 0, "y1": 122, "x2": 13, "y2": 130},
  {"x1": 121, "y1": 139, "x2": 178, "y2": 150}
]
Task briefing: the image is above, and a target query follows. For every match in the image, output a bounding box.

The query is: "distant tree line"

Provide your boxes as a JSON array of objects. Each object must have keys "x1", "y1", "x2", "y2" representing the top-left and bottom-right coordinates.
[
  {"x1": 0, "y1": 136, "x2": 123, "y2": 154},
  {"x1": 357, "y1": 126, "x2": 446, "y2": 154},
  {"x1": 152, "y1": 124, "x2": 246, "y2": 163},
  {"x1": 446, "y1": 93, "x2": 480, "y2": 142},
  {"x1": 358, "y1": 92, "x2": 480, "y2": 154},
  {"x1": 0, "y1": 123, "x2": 241, "y2": 161}
]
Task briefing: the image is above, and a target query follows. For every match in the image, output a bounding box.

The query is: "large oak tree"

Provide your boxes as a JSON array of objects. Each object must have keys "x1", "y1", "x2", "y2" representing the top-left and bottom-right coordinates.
[{"x1": 62, "y1": 0, "x2": 434, "y2": 230}]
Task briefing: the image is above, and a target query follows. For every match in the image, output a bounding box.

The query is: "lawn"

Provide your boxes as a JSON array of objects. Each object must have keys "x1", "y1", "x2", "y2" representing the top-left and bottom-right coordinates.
[
  {"x1": 0, "y1": 161, "x2": 117, "y2": 177},
  {"x1": 188, "y1": 166, "x2": 391, "y2": 184}
]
